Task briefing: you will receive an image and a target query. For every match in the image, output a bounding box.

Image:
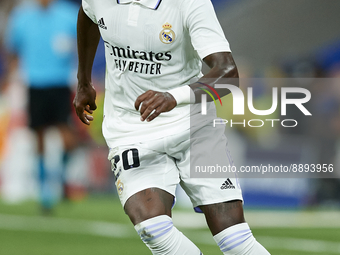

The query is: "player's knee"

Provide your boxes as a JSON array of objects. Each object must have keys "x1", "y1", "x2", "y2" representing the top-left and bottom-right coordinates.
[
  {"x1": 124, "y1": 188, "x2": 174, "y2": 225},
  {"x1": 201, "y1": 200, "x2": 245, "y2": 235},
  {"x1": 134, "y1": 215, "x2": 202, "y2": 255},
  {"x1": 213, "y1": 223, "x2": 270, "y2": 255}
]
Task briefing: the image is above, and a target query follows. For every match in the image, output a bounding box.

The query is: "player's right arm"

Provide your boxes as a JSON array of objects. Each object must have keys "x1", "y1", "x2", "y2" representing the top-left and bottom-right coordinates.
[{"x1": 73, "y1": 6, "x2": 100, "y2": 125}]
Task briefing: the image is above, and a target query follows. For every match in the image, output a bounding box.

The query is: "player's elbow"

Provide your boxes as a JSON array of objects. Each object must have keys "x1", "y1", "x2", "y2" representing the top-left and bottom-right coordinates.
[
  {"x1": 219, "y1": 62, "x2": 239, "y2": 89},
  {"x1": 219, "y1": 52, "x2": 239, "y2": 80},
  {"x1": 222, "y1": 62, "x2": 239, "y2": 79}
]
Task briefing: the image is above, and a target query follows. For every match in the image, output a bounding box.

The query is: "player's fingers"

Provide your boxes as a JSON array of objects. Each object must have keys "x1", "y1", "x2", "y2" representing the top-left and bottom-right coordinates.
[
  {"x1": 139, "y1": 96, "x2": 159, "y2": 118},
  {"x1": 74, "y1": 104, "x2": 83, "y2": 118},
  {"x1": 135, "y1": 92, "x2": 149, "y2": 110},
  {"x1": 135, "y1": 90, "x2": 155, "y2": 111},
  {"x1": 144, "y1": 94, "x2": 177, "y2": 121},
  {"x1": 73, "y1": 103, "x2": 89, "y2": 125},
  {"x1": 85, "y1": 105, "x2": 93, "y2": 114},
  {"x1": 140, "y1": 97, "x2": 162, "y2": 121},
  {"x1": 84, "y1": 105, "x2": 94, "y2": 123},
  {"x1": 89, "y1": 100, "x2": 97, "y2": 111},
  {"x1": 146, "y1": 106, "x2": 162, "y2": 122},
  {"x1": 135, "y1": 94, "x2": 142, "y2": 110},
  {"x1": 73, "y1": 94, "x2": 94, "y2": 125},
  {"x1": 79, "y1": 111, "x2": 90, "y2": 125},
  {"x1": 85, "y1": 113, "x2": 94, "y2": 121}
]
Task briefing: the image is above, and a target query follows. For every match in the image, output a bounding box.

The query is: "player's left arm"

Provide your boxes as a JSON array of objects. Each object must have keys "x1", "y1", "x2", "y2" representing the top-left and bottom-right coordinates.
[
  {"x1": 135, "y1": 51, "x2": 238, "y2": 122},
  {"x1": 191, "y1": 52, "x2": 239, "y2": 103}
]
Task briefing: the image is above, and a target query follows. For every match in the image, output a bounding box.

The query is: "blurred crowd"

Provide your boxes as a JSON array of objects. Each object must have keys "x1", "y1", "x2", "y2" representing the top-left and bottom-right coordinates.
[{"x1": 0, "y1": 0, "x2": 340, "y2": 211}]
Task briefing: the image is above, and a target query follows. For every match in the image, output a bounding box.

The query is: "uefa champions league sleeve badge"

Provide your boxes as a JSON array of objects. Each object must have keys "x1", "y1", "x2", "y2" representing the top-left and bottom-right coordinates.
[{"x1": 160, "y1": 23, "x2": 175, "y2": 44}]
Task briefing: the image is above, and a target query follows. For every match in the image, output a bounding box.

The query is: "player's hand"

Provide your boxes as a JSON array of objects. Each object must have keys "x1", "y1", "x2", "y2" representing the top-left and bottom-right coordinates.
[
  {"x1": 135, "y1": 90, "x2": 177, "y2": 122},
  {"x1": 73, "y1": 82, "x2": 97, "y2": 125}
]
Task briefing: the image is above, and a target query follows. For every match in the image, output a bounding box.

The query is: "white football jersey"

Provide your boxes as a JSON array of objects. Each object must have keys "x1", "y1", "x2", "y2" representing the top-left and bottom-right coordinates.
[{"x1": 82, "y1": 0, "x2": 231, "y2": 147}]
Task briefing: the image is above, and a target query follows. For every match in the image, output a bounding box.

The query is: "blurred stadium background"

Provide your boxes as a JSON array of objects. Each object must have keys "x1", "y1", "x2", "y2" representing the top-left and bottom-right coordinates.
[{"x1": 0, "y1": 0, "x2": 340, "y2": 254}]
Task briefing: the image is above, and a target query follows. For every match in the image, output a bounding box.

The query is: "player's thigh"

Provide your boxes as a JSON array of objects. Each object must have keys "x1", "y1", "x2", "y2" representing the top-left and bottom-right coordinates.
[
  {"x1": 177, "y1": 123, "x2": 243, "y2": 208},
  {"x1": 176, "y1": 123, "x2": 245, "y2": 234},
  {"x1": 108, "y1": 143, "x2": 179, "y2": 225}
]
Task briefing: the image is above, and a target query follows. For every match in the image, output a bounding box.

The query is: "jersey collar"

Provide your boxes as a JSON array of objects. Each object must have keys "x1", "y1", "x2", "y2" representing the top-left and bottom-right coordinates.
[{"x1": 117, "y1": 0, "x2": 162, "y2": 10}]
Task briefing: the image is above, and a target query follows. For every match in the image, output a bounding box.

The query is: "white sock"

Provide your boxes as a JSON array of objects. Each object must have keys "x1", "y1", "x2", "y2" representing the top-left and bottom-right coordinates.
[
  {"x1": 213, "y1": 223, "x2": 270, "y2": 255},
  {"x1": 134, "y1": 215, "x2": 202, "y2": 255}
]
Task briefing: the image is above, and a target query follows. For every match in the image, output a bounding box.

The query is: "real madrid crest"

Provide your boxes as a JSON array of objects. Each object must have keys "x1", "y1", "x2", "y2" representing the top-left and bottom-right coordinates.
[
  {"x1": 117, "y1": 180, "x2": 124, "y2": 196},
  {"x1": 159, "y1": 23, "x2": 175, "y2": 44}
]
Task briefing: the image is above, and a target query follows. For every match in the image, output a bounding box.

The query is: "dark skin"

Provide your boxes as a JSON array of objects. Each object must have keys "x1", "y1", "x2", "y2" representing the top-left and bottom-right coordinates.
[
  {"x1": 74, "y1": 6, "x2": 245, "y2": 236},
  {"x1": 124, "y1": 188, "x2": 245, "y2": 236},
  {"x1": 134, "y1": 52, "x2": 238, "y2": 122},
  {"x1": 73, "y1": 6, "x2": 100, "y2": 125}
]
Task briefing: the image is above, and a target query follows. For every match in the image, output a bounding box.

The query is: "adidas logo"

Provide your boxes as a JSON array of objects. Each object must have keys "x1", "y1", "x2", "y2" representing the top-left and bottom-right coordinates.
[
  {"x1": 220, "y1": 178, "x2": 235, "y2": 189},
  {"x1": 98, "y1": 17, "x2": 107, "y2": 30}
]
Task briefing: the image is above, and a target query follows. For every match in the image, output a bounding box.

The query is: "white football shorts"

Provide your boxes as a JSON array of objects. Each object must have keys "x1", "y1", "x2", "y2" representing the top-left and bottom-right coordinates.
[{"x1": 108, "y1": 122, "x2": 243, "y2": 212}]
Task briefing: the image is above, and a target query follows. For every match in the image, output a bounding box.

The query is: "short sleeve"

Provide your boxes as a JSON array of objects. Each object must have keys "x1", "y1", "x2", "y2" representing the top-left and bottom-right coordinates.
[
  {"x1": 183, "y1": 0, "x2": 231, "y2": 60},
  {"x1": 82, "y1": 0, "x2": 97, "y2": 23}
]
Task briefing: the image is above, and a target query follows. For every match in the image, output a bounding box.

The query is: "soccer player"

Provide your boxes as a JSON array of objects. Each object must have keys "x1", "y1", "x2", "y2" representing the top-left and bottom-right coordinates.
[
  {"x1": 5, "y1": 0, "x2": 79, "y2": 212},
  {"x1": 74, "y1": 0, "x2": 270, "y2": 254}
]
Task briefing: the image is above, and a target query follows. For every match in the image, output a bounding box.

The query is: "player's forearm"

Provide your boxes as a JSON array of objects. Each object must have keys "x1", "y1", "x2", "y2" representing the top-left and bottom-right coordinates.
[
  {"x1": 168, "y1": 52, "x2": 238, "y2": 104},
  {"x1": 76, "y1": 6, "x2": 100, "y2": 85},
  {"x1": 191, "y1": 52, "x2": 239, "y2": 103}
]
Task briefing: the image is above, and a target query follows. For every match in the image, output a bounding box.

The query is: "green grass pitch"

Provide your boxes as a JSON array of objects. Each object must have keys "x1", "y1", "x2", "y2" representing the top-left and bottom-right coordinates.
[{"x1": 0, "y1": 196, "x2": 339, "y2": 255}]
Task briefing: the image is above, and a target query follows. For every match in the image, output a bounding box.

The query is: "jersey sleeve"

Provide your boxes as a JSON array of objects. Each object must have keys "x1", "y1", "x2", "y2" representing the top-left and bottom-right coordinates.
[
  {"x1": 183, "y1": 0, "x2": 231, "y2": 60},
  {"x1": 82, "y1": 0, "x2": 97, "y2": 24}
]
